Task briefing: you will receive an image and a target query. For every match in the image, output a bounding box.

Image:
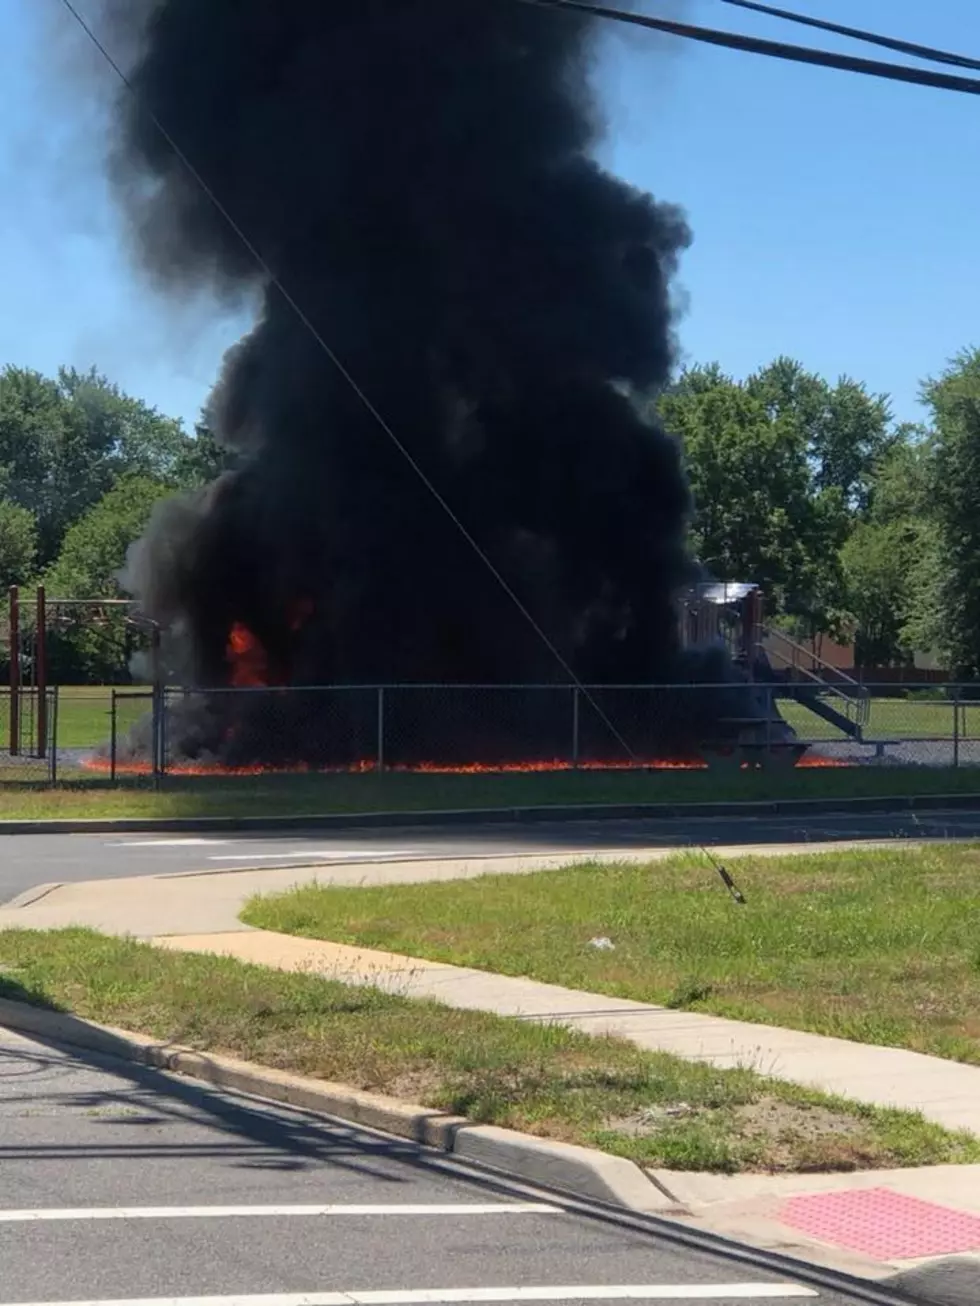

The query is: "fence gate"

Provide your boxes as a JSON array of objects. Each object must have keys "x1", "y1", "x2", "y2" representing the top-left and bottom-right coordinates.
[{"x1": 0, "y1": 686, "x2": 58, "y2": 785}]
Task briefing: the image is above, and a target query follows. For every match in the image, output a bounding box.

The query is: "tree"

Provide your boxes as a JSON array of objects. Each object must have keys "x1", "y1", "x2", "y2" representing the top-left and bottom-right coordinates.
[
  {"x1": 45, "y1": 473, "x2": 172, "y2": 599},
  {"x1": 171, "y1": 417, "x2": 233, "y2": 487},
  {"x1": 43, "y1": 475, "x2": 174, "y2": 681},
  {"x1": 841, "y1": 521, "x2": 916, "y2": 667},
  {"x1": 0, "y1": 500, "x2": 37, "y2": 592},
  {"x1": 836, "y1": 428, "x2": 946, "y2": 668},
  {"x1": 56, "y1": 366, "x2": 193, "y2": 484},
  {"x1": 0, "y1": 364, "x2": 197, "y2": 566},
  {"x1": 660, "y1": 365, "x2": 850, "y2": 632},
  {"x1": 0, "y1": 367, "x2": 69, "y2": 564},
  {"x1": 919, "y1": 349, "x2": 980, "y2": 679},
  {"x1": 840, "y1": 430, "x2": 940, "y2": 667},
  {"x1": 745, "y1": 356, "x2": 894, "y2": 515}
]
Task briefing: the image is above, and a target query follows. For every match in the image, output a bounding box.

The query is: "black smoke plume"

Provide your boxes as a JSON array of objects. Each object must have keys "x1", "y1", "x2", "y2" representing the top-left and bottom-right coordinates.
[{"x1": 95, "y1": 0, "x2": 771, "y2": 767}]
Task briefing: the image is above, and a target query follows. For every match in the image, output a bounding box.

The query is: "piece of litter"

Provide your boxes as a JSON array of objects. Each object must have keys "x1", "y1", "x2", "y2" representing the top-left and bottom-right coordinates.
[
  {"x1": 588, "y1": 936, "x2": 615, "y2": 950},
  {"x1": 640, "y1": 1103, "x2": 695, "y2": 1123}
]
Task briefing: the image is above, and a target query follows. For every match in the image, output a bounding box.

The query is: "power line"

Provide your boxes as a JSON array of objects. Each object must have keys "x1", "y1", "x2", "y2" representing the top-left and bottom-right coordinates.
[
  {"x1": 719, "y1": 0, "x2": 980, "y2": 75},
  {"x1": 520, "y1": 0, "x2": 980, "y2": 96},
  {"x1": 54, "y1": 0, "x2": 649, "y2": 767}
]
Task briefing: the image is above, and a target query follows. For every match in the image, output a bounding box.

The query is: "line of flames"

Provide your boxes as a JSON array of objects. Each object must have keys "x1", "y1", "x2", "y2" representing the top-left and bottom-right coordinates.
[{"x1": 82, "y1": 753, "x2": 849, "y2": 777}]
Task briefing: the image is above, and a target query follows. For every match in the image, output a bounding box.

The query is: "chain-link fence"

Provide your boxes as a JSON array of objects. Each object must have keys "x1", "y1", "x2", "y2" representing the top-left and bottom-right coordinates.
[
  {"x1": 5, "y1": 681, "x2": 980, "y2": 787},
  {"x1": 144, "y1": 682, "x2": 980, "y2": 775},
  {"x1": 0, "y1": 687, "x2": 58, "y2": 784},
  {"x1": 153, "y1": 681, "x2": 797, "y2": 773}
]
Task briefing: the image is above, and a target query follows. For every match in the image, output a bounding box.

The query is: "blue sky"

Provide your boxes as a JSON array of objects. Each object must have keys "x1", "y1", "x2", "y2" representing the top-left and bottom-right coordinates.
[{"x1": 1, "y1": 0, "x2": 978, "y2": 430}]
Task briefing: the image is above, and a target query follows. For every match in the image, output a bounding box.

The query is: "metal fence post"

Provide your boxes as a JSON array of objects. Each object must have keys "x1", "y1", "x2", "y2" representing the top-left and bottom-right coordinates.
[
  {"x1": 36, "y1": 585, "x2": 47, "y2": 759},
  {"x1": 49, "y1": 687, "x2": 59, "y2": 787},
  {"x1": 953, "y1": 683, "x2": 961, "y2": 769},
  {"x1": 150, "y1": 626, "x2": 163, "y2": 790},
  {"x1": 8, "y1": 585, "x2": 19, "y2": 756},
  {"x1": 377, "y1": 686, "x2": 386, "y2": 772},
  {"x1": 764, "y1": 683, "x2": 773, "y2": 757},
  {"x1": 571, "y1": 687, "x2": 580, "y2": 768},
  {"x1": 110, "y1": 690, "x2": 118, "y2": 784},
  {"x1": 151, "y1": 688, "x2": 160, "y2": 789}
]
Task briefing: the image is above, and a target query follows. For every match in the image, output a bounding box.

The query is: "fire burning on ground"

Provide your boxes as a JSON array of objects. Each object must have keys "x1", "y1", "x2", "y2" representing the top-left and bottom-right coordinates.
[{"x1": 82, "y1": 752, "x2": 849, "y2": 778}]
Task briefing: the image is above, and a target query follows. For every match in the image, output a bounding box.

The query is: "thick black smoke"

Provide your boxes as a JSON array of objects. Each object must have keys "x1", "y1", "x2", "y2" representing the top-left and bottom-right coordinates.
[{"x1": 96, "y1": 0, "x2": 766, "y2": 765}]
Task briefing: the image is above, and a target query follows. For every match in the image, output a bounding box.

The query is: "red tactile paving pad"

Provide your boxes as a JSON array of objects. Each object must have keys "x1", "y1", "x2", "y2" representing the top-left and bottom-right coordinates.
[{"x1": 779, "y1": 1188, "x2": 980, "y2": 1260}]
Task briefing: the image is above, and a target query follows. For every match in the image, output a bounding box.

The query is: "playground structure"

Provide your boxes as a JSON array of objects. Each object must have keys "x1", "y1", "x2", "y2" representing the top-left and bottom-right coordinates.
[
  {"x1": 4, "y1": 585, "x2": 162, "y2": 761},
  {"x1": 2, "y1": 579, "x2": 875, "y2": 777},
  {"x1": 679, "y1": 579, "x2": 872, "y2": 746}
]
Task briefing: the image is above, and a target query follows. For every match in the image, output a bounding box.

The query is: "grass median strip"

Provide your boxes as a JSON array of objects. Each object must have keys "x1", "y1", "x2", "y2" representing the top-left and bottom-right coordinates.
[
  {"x1": 1, "y1": 927, "x2": 977, "y2": 1174},
  {"x1": 242, "y1": 844, "x2": 980, "y2": 1067},
  {"x1": 4, "y1": 764, "x2": 980, "y2": 818}
]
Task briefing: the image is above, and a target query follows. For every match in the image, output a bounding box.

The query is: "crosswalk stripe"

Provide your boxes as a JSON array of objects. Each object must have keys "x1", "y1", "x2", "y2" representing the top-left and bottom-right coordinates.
[
  {"x1": 0, "y1": 1287, "x2": 819, "y2": 1305},
  {"x1": 206, "y1": 850, "x2": 415, "y2": 861},
  {"x1": 0, "y1": 1203, "x2": 561, "y2": 1223}
]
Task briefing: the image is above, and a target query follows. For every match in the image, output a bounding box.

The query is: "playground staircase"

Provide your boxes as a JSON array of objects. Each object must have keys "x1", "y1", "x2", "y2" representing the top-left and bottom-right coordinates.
[{"x1": 758, "y1": 627, "x2": 870, "y2": 742}]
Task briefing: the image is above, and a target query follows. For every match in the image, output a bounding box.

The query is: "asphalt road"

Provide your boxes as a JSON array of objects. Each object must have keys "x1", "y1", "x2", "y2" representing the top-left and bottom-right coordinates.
[
  {"x1": 0, "y1": 1026, "x2": 883, "y2": 1306},
  {"x1": 2, "y1": 808, "x2": 980, "y2": 906}
]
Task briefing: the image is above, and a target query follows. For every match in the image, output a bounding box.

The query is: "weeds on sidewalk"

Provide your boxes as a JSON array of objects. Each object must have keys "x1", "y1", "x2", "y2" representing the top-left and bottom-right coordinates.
[{"x1": 1, "y1": 927, "x2": 978, "y2": 1175}]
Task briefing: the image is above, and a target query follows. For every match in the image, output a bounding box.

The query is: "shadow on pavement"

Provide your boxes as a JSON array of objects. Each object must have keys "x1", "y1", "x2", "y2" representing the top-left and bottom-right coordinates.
[{"x1": 0, "y1": 980, "x2": 510, "y2": 1191}]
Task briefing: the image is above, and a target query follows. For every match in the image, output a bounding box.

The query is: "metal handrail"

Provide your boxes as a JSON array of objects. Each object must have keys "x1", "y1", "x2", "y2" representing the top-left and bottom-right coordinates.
[{"x1": 763, "y1": 627, "x2": 871, "y2": 728}]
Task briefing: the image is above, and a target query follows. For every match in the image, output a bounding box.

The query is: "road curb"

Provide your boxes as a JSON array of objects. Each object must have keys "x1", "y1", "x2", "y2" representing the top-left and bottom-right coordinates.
[
  {"x1": 887, "y1": 1257, "x2": 980, "y2": 1306},
  {"x1": 0, "y1": 997, "x2": 680, "y2": 1214},
  {"x1": 1, "y1": 790, "x2": 980, "y2": 834},
  {"x1": 2, "y1": 882, "x2": 66, "y2": 909}
]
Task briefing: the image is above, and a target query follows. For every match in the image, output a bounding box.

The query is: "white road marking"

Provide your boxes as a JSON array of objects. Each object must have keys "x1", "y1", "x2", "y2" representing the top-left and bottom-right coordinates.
[
  {"x1": 0, "y1": 1286, "x2": 819, "y2": 1305},
  {"x1": 206, "y1": 849, "x2": 416, "y2": 861},
  {"x1": 0, "y1": 1203, "x2": 560, "y2": 1223},
  {"x1": 339, "y1": 1291, "x2": 817, "y2": 1303},
  {"x1": 111, "y1": 839, "x2": 232, "y2": 848}
]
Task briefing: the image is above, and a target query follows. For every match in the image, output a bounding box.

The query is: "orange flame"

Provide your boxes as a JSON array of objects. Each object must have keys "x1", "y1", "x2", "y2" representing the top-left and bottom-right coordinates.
[
  {"x1": 226, "y1": 623, "x2": 269, "y2": 688},
  {"x1": 82, "y1": 752, "x2": 849, "y2": 778}
]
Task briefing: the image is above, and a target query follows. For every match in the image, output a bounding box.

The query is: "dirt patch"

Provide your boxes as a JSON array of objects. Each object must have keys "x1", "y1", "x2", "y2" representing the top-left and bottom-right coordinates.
[
  {"x1": 382, "y1": 1068, "x2": 448, "y2": 1103},
  {"x1": 732, "y1": 1098, "x2": 873, "y2": 1171},
  {"x1": 607, "y1": 1096, "x2": 889, "y2": 1174}
]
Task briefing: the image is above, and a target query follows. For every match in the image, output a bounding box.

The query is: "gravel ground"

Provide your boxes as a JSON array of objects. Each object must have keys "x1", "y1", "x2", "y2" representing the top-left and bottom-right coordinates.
[{"x1": 811, "y1": 739, "x2": 980, "y2": 767}]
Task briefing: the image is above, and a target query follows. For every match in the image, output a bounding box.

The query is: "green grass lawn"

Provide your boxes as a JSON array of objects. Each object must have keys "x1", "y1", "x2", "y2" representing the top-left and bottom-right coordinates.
[
  {"x1": 1, "y1": 927, "x2": 976, "y2": 1174},
  {"x1": 243, "y1": 843, "x2": 980, "y2": 1066},
  {"x1": 0, "y1": 686, "x2": 149, "y2": 753},
  {"x1": 2, "y1": 762, "x2": 980, "y2": 818},
  {"x1": 780, "y1": 695, "x2": 980, "y2": 742},
  {"x1": 54, "y1": 686, "x2": 149, "y2": 749}
]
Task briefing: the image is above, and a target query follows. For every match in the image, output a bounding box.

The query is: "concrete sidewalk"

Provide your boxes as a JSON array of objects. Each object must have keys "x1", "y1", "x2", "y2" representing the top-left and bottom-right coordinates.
[{"x1": 2, "y1": 846, "x2": 980, "y2": 1288}]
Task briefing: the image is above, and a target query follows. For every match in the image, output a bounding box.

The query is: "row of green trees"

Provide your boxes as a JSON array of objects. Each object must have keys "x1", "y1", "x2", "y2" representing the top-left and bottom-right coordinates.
[
  {"x1": 2, "y1": 350, "x2": 980, "y2": 682},
  {"x1": 658, "y1": 348, "x2": 980, "y2": 679},
  {"x1": 0, "y1": 364, "x2": 226, "y2": 680}
]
